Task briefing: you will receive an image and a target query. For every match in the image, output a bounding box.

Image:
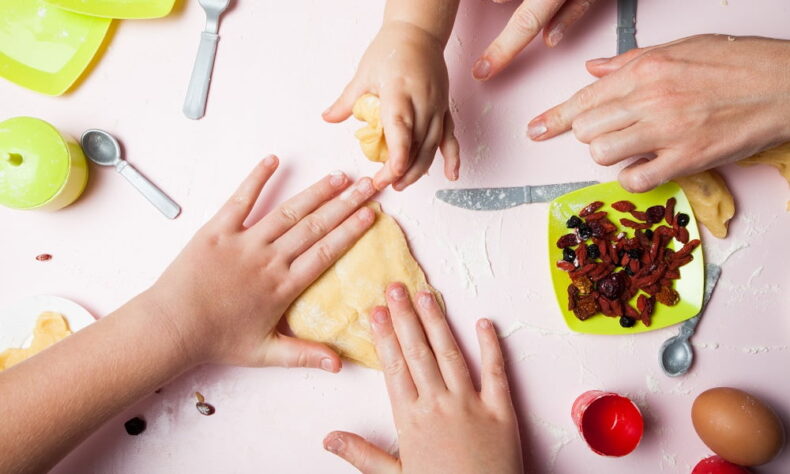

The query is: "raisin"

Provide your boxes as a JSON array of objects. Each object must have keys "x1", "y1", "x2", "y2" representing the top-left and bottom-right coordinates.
[
  {"x1": 578, "y1": 224, "x2": 592, "y2": 240},
  {"x1": 619, "y1": 316, "x2": 636, "y2": 328},
  {"x1": 656, "y1": 286, "x2": 680, "y2": 306},
  {"x1": 627, "y1": 248, "x2": 642, "y2": 260},
  {"x1": 124, "y1": 417, "x2": 146, "y2": 436},
  {"x1": 196, "y1": 402, "x2": 216, "y2": 416},
  {"x1": 563, "y1": 247, "x2": 576, "y2": 263},
  {"x1": 566, "y1": 215, "x2": 582, "y2": 228},
  {"x1": 646, "y1": 205, "x2": 665, "y2": 223},
  {"x1": 644, "y1": 229, "x2": 654, "y2": 240},
  {"x1": 598, "y1": 272, "x2": 628, "y2": 300},
  {"x1": 587, "y1": 244, "x2": 601, "y2": 259},
  {"x1": 676, "y1": 213, "x2": 690, "y2": 227},
  {"x1": 557, "y1": 234, "x2": 579, "y2": 248}
]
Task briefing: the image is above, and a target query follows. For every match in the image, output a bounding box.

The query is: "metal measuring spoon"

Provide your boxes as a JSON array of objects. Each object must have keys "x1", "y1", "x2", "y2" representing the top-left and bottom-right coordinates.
[
  {"x1": 81, "y1": 130, "x2": 181, "y2": 219},
  {"x1": 659, "y1": 263, "x2": 722, "y2": 377}
]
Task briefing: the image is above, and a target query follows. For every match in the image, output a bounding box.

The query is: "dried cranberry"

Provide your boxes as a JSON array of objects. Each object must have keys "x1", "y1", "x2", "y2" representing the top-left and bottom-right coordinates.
[
  {"x1": 646, "y1": 205, "x2": 665, "y2": 223},
  {"x1": 676, "y1": 213, "x2": 690, "y2": 227},
  {"x1": 124, "y1": 417, "x2": 146, "y2": 435},
  {"x1": 566, "y1": 215, "x2": 582, "y2": 228},
  {"x1": 587, "y1": 244, "x2": 601, "y2": 259},
  {"x1": 563, "y1": 247, "x2": 576, "y2": 263},
  {"x1": 557, "y1": 234, "x2": 578, "y2": 249},
  {"x1": 588, "y1": 221, "x2": 605, "y2": 238},
  {"x1": 598, "y1": 272, "x2": 628, "y2": 300}
]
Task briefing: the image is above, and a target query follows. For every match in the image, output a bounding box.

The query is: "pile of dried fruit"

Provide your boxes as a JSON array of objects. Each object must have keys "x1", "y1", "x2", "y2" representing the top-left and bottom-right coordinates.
[{"x1": 556, "y1": 197, "x2": 700, "y2": 328}]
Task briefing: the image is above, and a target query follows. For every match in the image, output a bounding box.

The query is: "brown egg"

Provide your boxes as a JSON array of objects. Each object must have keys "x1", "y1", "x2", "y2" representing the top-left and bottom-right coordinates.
[{"x1": 692, "y1": 387, "x2": 785, "y2": 466}]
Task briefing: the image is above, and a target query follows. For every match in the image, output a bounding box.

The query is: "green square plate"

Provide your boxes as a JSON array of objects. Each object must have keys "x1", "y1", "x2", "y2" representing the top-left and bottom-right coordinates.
[
  {"x1": 44, "y1": 0, "x2": 176, "y2": 20},
  {"x1": 0, "y1": 0, "x2": 111, "y2": 96},
  {"x1": 547, "y1": 181, "x2": 704, "y2": 335}
]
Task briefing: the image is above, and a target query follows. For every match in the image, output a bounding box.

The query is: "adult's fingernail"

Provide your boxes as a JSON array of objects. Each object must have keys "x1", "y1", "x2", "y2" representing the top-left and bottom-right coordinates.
[
  {"x1": 325, "y1": 436, "x2": 344, "y2": 454},
  {"x1": 527, "y1": 121, "x2": 548, "y2": 140},
  {"x1": 388, "y1": 285, "x2": 407, "y2": 301},
  {"x1": 418, "y1": 292, "x2": 433, "y2": 308},
  {"x1": 587, "y1": 57, "x2": 611, "y2": 67},
  {"x1": 263, "y1": 155, "x2": 277, "y2": 167},
  {"x1": 478, "y1": 318, "x2": 492, "y2": 329},
  {"x1": 329, "y1": 171, "x2": 346, "y2": 187},
  {"x1": 372, "y1": 307, "x2": 389, "y2": 325},
  {"x1": 357, "y1": 207, "x2": 374, "y2": 223},
  {"x1": 320, "y1": 358, "x2": 334, "y2": 372},
  {"x1": 357, "y1": 178, "x2": 374, "y2": 195},
  {"x1": 472, "y1": 58, "x2": 491, "y2": 80},
  {"x1": 547, "y1": 26, "x2": 564, "y2": 47}
]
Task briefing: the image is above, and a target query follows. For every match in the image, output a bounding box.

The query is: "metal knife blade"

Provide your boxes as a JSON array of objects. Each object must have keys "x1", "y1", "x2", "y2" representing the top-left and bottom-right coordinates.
[
  {"x1": 617, "y1": 0, "x2": 637, "y2": 54},
  {"x1": 435, "y1": 181, "x2": 599, "y2": 211}
]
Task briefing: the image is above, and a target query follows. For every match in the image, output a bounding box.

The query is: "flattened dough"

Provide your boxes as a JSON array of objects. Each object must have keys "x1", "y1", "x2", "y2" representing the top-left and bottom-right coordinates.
[
  {"x1": 352, "y1": 94, "x2": 388, "y2": 163},
  {"x1": 286, "y1": 202, "x2": 439, "y2": 369},
  {"x1": 673, "y1": 170, "x2": 735, "y2": 239},
  {"x1": 0, "y1": 312, "x2": 71, "y2": 370},
  {"x1": 738, "y1": 142, "x2": 790, "y2": 210}
]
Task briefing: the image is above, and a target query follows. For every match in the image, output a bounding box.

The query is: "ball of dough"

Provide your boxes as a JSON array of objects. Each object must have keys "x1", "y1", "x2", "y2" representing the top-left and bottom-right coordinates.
[
  {"x1": 285, "y1": 202, "x2": 440, "y2": 369},
  {"x1": 738, "y1": 142, "x2": 790, "y2": 210},
  {"x1": 673, "y1": 170, "x2": 735, "y2": 239},
  {"x1": 352, "y1": 94, "x2": 388, "y2": 163}
]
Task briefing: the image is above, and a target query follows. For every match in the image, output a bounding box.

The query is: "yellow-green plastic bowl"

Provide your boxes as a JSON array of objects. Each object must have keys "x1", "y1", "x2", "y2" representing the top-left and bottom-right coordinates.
[
  {"x1": 547, "y1": 181, "x2": 703, "y2": 335},
  {"x1": 44, "y1": 0, "x2": 176, "y2": 20},
  {"x1": 0, "y1": 117, "x2": 89, "y2": 211}
]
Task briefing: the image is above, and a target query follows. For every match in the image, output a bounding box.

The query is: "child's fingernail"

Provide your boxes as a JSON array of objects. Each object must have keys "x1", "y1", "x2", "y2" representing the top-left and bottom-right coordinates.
[
  {"x1": 329, "y1": 171, "x2": 346, "y2": 187},
  {"x1": 263, "y1": 155, "x2": 277, "y2": 167},
  {"x1": 320, "y1": 358, "x2": 334, "y2": 372},
  {"x1": 548, "y1": 26, "x2": 564, "y2": 47},
  {"x1": 322, "y1": 107, "x2": 332, "y2": 116},
  {"x1": 587, "y1": 57, "x2": 611, "y2": 67},
  {"x1": 388, "y1": 285, "x2": 406, "y2": 301},
  {"x1": 357, "y1": 178, "x2": 374, "y2": 195},
  {"x1": 418, "y1": 292, "x2": 433, "y2": 308},
  {"x1": 472, "y1": 58, "x2": 491, "y2": 80},
  {"x1": 478, "y1": 318, "x2": 492, "y2": 329},
  {"x1": 527, "y1": 121, "x2": 548, "y2": 140},
  {"x1": 357, "y1": 207, "x2": 374, "y2": 223},
  {"x1": 325, "y1": 436, "x2": 344, "y2": 454}
]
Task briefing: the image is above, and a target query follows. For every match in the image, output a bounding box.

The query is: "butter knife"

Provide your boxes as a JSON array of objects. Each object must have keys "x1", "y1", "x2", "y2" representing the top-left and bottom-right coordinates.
[
  {"x1": 435, "y1": 181, "x2": 599, "y2": 211},
  {"x1": 617, "y1": 0, "x2": 637, "y2": 54}
]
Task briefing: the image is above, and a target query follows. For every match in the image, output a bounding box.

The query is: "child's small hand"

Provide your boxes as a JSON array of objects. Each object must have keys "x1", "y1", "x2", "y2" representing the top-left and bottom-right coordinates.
[
  {"x1": 323, "y1": 21, "x2": 461, "y2": 191},
  {"x1": 324, "y1": 284, "x2": 524, "y2": 473},
  {"x1": 146, "y1": 157, "x2": 377, "y2": 370}
]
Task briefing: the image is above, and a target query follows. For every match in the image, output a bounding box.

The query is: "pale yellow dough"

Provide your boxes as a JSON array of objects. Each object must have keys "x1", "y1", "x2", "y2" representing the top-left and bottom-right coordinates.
[
  {"x1": 738, "y1": 142, "x2": 790, "y2": 210},
  {"x1": 286, "y1": 202, "x2": 439, "y2": 369},
  {"x1": 0, "y1": 312, "x2": 72, "y2": 370},
  {"x1": 673, "y1": 170, "x2": 735, "y2": 239},
  {"x1": 352, "y1": 94, "x2": 388, "y2": 163}
]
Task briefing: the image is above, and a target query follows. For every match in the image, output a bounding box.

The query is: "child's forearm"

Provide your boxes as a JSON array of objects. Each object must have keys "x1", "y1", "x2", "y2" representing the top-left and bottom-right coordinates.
[
  {"x1": 383, "y1": 0, "x2": 460, "y2": 46},
  {"x1": 0, "y1": 291, "x2": 195, "y2": 473}
]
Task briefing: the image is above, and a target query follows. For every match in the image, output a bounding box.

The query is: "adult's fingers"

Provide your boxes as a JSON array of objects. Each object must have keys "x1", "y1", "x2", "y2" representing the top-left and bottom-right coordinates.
[
  {"x1": 323, "y1": 79, "x2": 368, "y2": 123},
  {"x1": 585, "y1": 45, "x2": 659, "y2": 77},
  {"x1": 413, "y1": 291, "x2": 473, "y2": 394},
  {"x1": 571, "y1": 100, "x2": 639, "y2": 144},
  {"x1": 255, "y1": 172, "x2": 351, "y2": 242},
  {"x1": 385, "y1": 283, "x2": 445, "y2": 395},
  {"x1": 289, "y1": 205, "x2": 376, "y2": 288},
  {"x1": 473, "y1": 0, "x2": 565, "y2": 81},
  {"x1": 374, "y1": 91, "x2": 415, "y2": 190},
  {"x1": 476, "y1": 319, "x2": 514, "y2": 412},
  {"x1": 527, "y1": 73, "x2": 630, "y2": 141},
  {"x1": 393, "y1": 116, "x2": 443, "y2": 191},
  {"x1": 439, "y1": 112, "x2": 461, "y2": 181},
  {"x1": 543, "y1": 0, "x2": 598, "y2": 47},
  {"x1": 261, "y1": 333, "x2": 342, "y2": 372},
  {"x1": 587, "y1": 123, "x2": 659, "y2": 166},
  {"x1": 370, "y1": 306, "x2": 418, "y2": 404},
  {"x1": 212, "y1": 156, "x2": 279, "y2": 230},
  {"x1": 275, "y1": 178, "x2": 376, "y2": 261},
  {"x1": 323, "y1": 431, "x2": 400, "y2": 474},
  {"x1": 618, "y1": 152, "x2": 684, "y2": 193}
]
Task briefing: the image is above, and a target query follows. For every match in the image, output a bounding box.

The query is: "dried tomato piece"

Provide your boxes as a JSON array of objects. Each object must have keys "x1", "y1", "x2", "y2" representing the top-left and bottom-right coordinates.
[
  {"x1": 656, "y1": 286, "x2": 680, "y2": 306},
  {"x1": 557, "y1": 233, "x2": 579, "y2": 248},
  {"x1": 612, "y1": 200, "x2": 636, "y2": 212},
  {"x1": 573, "y1": 295, "x2": 598, "y2": 320},
  {"x1": 568, "y1": 285, "x2": 579, "y2": 310},
  {"x1": 572, "y1": 276, "x2": 594, "y2": 295},
  {"x1": 579, "y1": 201, "x2": 604, "y2": 217}
]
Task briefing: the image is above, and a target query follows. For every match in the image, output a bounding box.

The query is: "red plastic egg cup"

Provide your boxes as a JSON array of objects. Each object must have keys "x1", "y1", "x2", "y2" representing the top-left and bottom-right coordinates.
[{"x1": 572, "y1": 390, "x2": 644, "y2": 457}]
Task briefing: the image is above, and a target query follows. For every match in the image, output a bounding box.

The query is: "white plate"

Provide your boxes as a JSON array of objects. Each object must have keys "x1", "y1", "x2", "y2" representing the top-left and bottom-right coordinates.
[{"x1": 0, "y1": 295, "x2": 95, "y2": 349}]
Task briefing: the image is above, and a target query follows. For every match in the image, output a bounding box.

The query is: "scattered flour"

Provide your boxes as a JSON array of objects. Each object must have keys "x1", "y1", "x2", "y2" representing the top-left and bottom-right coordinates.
[
  {"x1": 646, "y1": 374, "x2": 661, "y2": 394},
  {"x1": 528, "y1": 414, "x2": 575, "y2": 472}
]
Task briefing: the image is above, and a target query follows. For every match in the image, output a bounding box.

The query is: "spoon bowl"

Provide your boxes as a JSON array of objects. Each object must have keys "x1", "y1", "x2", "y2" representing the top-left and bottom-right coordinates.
[
  {"x1": 660, "y1": 335, "x2": 694, "y2": 377},
  {"x1": 81, "y1": 129, "x2": 121, "y2": 166}
]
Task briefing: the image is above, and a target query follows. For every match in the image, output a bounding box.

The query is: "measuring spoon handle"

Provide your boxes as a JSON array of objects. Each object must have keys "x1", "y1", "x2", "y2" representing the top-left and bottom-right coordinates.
[{"x1": 117, "y1": 162, "x2": 181, "y2": 219}]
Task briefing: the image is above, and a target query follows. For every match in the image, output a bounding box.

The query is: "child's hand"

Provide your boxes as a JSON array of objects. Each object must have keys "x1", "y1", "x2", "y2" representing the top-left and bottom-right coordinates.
[
  {"x1": 323, "y1": 21, "x2": 460, "y2": 191},
  {"x1": 323, "y1": 284, "x2": 524, "y2": 473},
  {"x1": 146, "y1": 157, "x2": 377, "y2": 371}
]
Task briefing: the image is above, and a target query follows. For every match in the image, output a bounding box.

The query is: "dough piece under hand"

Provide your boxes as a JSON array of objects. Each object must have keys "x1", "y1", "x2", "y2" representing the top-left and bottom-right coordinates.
[
  {"x1": 673, "y1": 170, "x2": 735, "y2": 239},
  {"x1": 738, "y1": 142, "x2": 790, "y2": 210},
  {"x1": 286, "y1": 202, "x2": 439, "y2": 369},
  {"x1": 352, "y1": 94, "x2": 388, "y2": 163},
  {"x1": 0, "y1": 312, "x2": 72, "y2": 370}
]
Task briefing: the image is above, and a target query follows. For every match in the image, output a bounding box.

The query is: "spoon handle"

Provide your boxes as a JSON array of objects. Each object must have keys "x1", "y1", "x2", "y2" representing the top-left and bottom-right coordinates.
[
  {"x1": 117, "y1": 162, "x2": 181, "y2": 219},
  {"x1": 183, "y1": 31, "x2": 219, "y2": 120},
  {"x1": 681, "y1": 263, "x2": 723, "y2": 335}
]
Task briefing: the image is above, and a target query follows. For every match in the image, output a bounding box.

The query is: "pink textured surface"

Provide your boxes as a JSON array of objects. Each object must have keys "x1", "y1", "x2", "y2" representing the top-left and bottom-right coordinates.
[{"x1": 1, "y1": 0, "x2": 789, "y2": 472}]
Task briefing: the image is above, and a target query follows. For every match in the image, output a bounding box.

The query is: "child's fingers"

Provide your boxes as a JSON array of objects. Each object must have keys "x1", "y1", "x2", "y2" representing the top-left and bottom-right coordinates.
[
  {"x1": 276, "y1": 178, "x2": 376, "y2": 262},
  {"x1": 255, "y1": 171, "x2": 352, "y2": 242},
  {"x1": 323, "y1": 80, "x2": 367, "y2": 123},
  {"x1": 323, "y1": 431, "x2": 400, "y2": 474},
  {"x1": 213, "y1": 156, "x2": 279, "y2": 230},
  {"x1": 476, "y1": 319, "x2": 514, "y2": 412},
  {"x1": 393, "y1": 116, "x2": 443, "y2": 190},
  {"x1": 439, "y1": 113, "x2": 461, "y2": 181},
  {"x1": 262, "y1": 333, "x2": 342, "y2": 372},
  {"x1": 288, "y1": 206, "x2": 376, "y2": 289},
  {"x1": 370, "y1": 306, "x2": 418, "y2": 404},
  {"x1": 375, "y1": 92, "x2": 415, "y2": 189},
  {"x1": 542, "y1": 0, "x2": 598, "y2": 47}
]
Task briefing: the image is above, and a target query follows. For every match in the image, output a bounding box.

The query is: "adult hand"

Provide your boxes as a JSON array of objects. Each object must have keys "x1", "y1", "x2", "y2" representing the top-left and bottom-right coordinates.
[
  {"x1": 528, "y1": 35, "x2": 790, "y2": 192},
  {"x1": 148, "y1": 156, "x2": 377, "y2": 370},
  {"x1": 323, "y1": 21, "x2": 461, "y2": 191},
  {"x1": 473, "y1": 0, "x2": 599, "y2": 81},
  {"x1": 324, "y1": 283, "x2": 523, "y2": 474}
]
